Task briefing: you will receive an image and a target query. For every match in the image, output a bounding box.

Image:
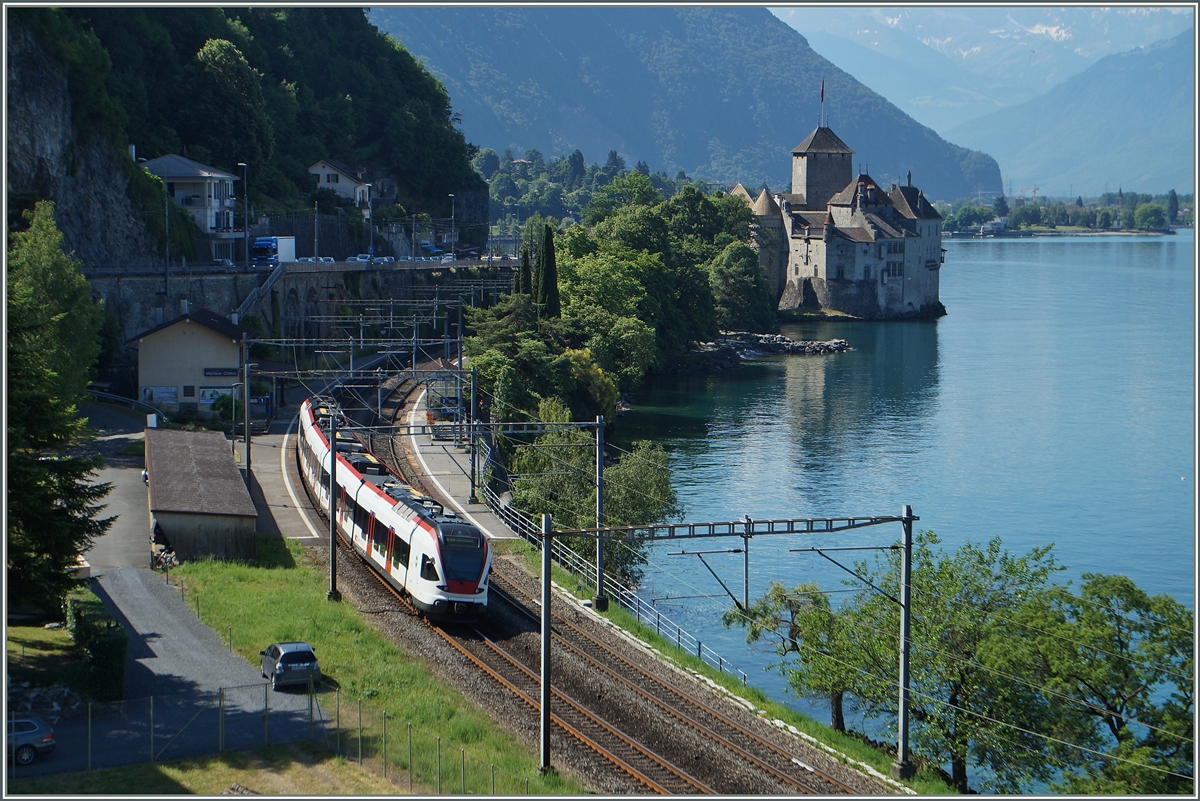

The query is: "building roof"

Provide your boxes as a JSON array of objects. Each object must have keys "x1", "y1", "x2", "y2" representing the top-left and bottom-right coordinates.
[
  {"x1": 310, "y1": 159, "x2": 366, "y2": 183},
  {"x1": 889, "y1": 185, "x2": 942, "y2": 220},
  {"x1": 751, "y1": 188, "x2": 781, "y2": 216},
  {"x1": 829, "y1": 173, "x2": 888, "y2": 206},
  {"x1": 729, "y1": 183, "x2": 754, "y2": 202},
  {"x1": 863, "y1": 213, "x2": 905, "y2": 239},
  {"x1": 143, "y1": 154, "x2": 239, "y2": 181},
  {"x1": 145, "y1": 428, "x2": 257, "y2": 518},
  {"x1": 792, "y1": 126, "x2": 854, "y2": 155},
  {"x1": 126, "y1": 307, "x2": 258, "y2": 346}
]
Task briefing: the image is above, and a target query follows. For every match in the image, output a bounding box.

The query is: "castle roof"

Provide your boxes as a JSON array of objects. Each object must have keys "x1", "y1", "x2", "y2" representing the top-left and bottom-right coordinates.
[
  {"x1": 889, "y1": 185, "x2": 942, "y2": 220},
  {"x1": 828, "y1": 174, "x2": 889, "y2": 207},
  {"x1": 792, "y1": 126, "x2": 854, "y2": 155},
  {"x1": 751, "y1": 188, "x2": 781, "y2": 216},
  {"x1": 862, "y1": 213, "x2": 905, "y2": 239},
  {"x1": 729, "y1": 183, "x2": 754, "y2": 202}
]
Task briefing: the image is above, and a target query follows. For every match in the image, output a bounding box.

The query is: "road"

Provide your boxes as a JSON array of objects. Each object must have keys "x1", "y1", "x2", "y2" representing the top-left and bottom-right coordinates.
[{"x1": 8, "y1": 403, "x2": 326, "y2": 780}]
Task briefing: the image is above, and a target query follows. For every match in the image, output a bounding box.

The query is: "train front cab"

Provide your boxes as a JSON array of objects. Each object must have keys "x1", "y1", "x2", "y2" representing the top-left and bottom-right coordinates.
[{"x1": 408, "y1": 522, "x2": 490, "y2": 621}]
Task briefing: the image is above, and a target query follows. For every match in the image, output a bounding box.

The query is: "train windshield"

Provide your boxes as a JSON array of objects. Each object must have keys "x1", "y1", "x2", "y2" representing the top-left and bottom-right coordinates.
[{"x1": 438, "y1": 526, "x2": 486, "y2": 581}]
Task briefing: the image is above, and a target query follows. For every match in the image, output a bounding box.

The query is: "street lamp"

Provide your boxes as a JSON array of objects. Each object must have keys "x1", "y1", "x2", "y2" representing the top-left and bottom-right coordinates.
[
  {"x1": 448, "y1": 193, "x2": 455, "y2": 260},
  {"x1": 238, "y1": 162, "x2": 248, "y2": 271}
]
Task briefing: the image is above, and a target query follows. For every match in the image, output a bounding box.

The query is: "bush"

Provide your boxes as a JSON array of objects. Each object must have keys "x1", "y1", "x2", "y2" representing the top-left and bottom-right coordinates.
[{"x1": 64, "y1": 586, "x2": 128, "y2": 701}]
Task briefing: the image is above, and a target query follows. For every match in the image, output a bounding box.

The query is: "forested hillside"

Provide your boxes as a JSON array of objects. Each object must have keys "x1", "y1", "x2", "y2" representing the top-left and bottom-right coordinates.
[
  {"x1": 947, "y1": 29, "x2": 1195, "y2": 195},
  {"x1": 370, "y1": 6, "x2": 1000, "y2": 201},
  {"x1": 11, "y1": 6, "x2": 483, "y2": 220}
]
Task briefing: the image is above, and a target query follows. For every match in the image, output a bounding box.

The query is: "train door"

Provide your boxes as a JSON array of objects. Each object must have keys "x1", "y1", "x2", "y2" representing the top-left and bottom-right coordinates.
[{"x1": 390, "y1": 526, "x2": 411, "y2": 587}]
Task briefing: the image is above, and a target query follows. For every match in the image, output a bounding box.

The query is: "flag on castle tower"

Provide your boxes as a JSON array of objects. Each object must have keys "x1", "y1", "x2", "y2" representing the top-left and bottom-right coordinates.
[{"x1": 820, "y1": 80, "x2": 824, "y2": 103}]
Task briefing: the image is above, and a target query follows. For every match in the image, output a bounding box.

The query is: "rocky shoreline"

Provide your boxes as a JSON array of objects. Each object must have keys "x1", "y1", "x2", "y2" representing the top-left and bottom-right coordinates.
[{"x1": 660, "y1": 331, "x2": 852, "y2": 375}]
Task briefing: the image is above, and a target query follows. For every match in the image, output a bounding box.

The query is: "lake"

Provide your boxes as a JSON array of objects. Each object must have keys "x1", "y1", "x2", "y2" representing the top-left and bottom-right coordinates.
[{"x1": 610, "y1": 231, "x2": 1195, "y2": 720}]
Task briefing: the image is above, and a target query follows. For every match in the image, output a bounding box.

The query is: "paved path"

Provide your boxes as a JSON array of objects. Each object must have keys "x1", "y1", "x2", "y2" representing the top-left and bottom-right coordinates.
[{"x1": 10, "y1": 403, "x2": 327, "y2": 780}]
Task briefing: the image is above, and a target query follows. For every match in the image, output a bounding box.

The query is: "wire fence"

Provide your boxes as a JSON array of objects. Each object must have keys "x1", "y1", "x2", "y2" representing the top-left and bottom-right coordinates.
[
  {"x1": 9, "y1": 679, "x2": 547, "y2": 793},
  {"x1": 476, "y1": 437, "x2": 749, "y2": 684}
]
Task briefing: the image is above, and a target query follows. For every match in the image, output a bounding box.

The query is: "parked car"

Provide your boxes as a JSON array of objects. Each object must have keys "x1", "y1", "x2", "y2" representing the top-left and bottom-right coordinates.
[
  {"x1": 356, "y1": 254, "x2": 371, "y2": 262},
  {"x1": 214, "y1": 258, "x2": 234, "y2": 269},
  {"x1": 378, "y1": 256, "x2": 395, "y2": 263},
  {"x1": 345, "y1": 256, "x2": 359, "y2": 262},
  {"x1": 296, "y1": 256, "x2": 313, "y2": 262},
  {"x1": 318, "y1": 256, "x2": 334, "y2": 263},
  {"x1": 7, "y1": 713, "x2": 56, "y2": 765},
  {"x1": 441, "y1": 254, "x2": 455, "y2": 264},
  {"x1": 260, "y1": 642, "x2": 321, "y2": 691}
]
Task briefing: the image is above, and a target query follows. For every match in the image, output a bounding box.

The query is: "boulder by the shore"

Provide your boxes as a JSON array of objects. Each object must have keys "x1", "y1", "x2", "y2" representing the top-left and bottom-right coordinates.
[{"x1": 661, "y1": 332, "x2": 852, "y2": 375}]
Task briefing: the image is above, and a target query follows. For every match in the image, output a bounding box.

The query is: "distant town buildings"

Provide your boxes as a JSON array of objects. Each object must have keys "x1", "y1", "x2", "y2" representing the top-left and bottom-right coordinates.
[
  {"x1": 736, "y1": 124, "x2": 945, "y2": 319},
  {"x1": 142, "y1": 153, "x2": 242, "y2": 263}
]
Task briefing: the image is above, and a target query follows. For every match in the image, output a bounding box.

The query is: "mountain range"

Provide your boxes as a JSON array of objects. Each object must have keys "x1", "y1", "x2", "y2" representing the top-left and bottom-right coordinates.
[
  {"x1": 771, "y1": 6, "x2": 1195, "y2": 135},
  {"x1": 370, "y1": 6, "x2": 1000, "y2": 201},
  {"x1": 946, "y1": 28, "x2": 1195, "y2": 196}
]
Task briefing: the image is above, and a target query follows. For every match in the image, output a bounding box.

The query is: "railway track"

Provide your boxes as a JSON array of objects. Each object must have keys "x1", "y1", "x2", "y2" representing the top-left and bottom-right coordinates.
[
  {"x1": 489, "y1": 574, "x2": 858, "y2": 795},
  {"x1": 322, "y1": 372, "x2": 864, "y2": 795}
]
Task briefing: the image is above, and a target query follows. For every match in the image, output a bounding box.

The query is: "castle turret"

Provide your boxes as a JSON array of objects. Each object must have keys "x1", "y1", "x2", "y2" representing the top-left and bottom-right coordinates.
[{"x1": 791, "y1": 126, "x2": 854, "y2": 210}]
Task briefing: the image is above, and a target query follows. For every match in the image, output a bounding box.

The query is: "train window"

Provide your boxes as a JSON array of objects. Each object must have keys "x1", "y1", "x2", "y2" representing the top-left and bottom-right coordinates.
[
  {"x1": 353, "y1": 501, "x2": 369, "y2": 534},
  {"x1": 420, "y1": 554, "x2": 439, "y2": 582},
  {"x1": 391, "y1": 533, "x2": 410, "y2": 570},
  {"x1": 319, "y1": 467, "x2": 329, "y2": 489},
  {"x1": 439, "y1": 526, "x2": 486, "y2": 582},
  {"x1": 371, "y1": 515, "x2": 386, "y2": 554}
]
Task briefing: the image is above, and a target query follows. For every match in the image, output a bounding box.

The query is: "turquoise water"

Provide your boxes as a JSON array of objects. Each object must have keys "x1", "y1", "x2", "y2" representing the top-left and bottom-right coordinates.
[{"x1": 611, "y1": 231, "x2": 1195, "y2": 723}]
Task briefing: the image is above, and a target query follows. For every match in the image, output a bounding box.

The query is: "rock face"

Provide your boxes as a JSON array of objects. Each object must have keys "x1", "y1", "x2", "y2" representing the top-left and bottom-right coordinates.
[{"x1": 7, "y1": 21, "x2": 157, "y2": 269}]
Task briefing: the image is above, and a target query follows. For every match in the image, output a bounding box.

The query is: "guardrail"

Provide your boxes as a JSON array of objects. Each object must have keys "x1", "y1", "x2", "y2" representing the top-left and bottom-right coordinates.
[
  {"x1": 475, "y1": 436, "x2": 747, "y2": 683},
  {"x1": 86, "y1": 389, "x2": 169, "y2": 426}
]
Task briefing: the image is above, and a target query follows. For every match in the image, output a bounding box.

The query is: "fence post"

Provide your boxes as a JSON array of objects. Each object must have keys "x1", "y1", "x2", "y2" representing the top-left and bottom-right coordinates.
[
  {"x1": 408, "y1": 723, "x2": 413, "y2": 794},
  {"x1": 88, "y1": 702, "x2": 92, "y2": 770},
  {"x1": 264, "y1": 683, "x2": 270, "y2": 746},
  {"x1": 437, "y1": 736, "x2": 442, "y2": 795},
  {"x1": 228, "y1": 627, "x2": 232, "y2": 652},
  {"x1": 218, "y1": 688, "x2": 224, "y2": 751},
  {"x1": 358, "y1": 699, "x2": 362, "y2": 765},
  {"x1": 150, "y1": 695, "x2": 155, "y2": 763},
  {"x1": 382, "y1": 712, "x2": 387, "y2": 780},
  {"x1": 461, "y1": 748, "x2": 466, "y2": 794},
  {"x1": 336, "y1": 688, "x2": 341, "y2": 756},
  {"x1": 698, "y1": 640, "x2": 702, "y2": 660},
  {"x1": 492, "y1": 764, "x2": 496, "y2": 795}
]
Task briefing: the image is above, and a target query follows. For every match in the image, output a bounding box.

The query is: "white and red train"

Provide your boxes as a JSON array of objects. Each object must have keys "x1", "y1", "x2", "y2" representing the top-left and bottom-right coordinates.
[{"x1": 297, "y1": 397, "x2": 491, "y2": 620}]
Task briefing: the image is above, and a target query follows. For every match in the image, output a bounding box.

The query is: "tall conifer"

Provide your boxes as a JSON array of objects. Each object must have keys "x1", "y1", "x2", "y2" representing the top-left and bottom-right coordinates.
[
  {"x1": 519, "y1": 245, "x2": 532, "y2": 295},
  {"x1": 538, "y1": 224, "x2": 560, "y2": 318}
]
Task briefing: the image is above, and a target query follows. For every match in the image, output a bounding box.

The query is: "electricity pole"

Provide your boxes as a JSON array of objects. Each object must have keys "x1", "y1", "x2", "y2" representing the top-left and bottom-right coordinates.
[
  {"x1": 594, "y1": 416, "x2": 607, "y2": 611},
  {"x1": 327, "y1": 407, "x2": 341, "y2": 602},
  {"x1": 891, "y1": 505, "x2": 916, "y2": 780}
]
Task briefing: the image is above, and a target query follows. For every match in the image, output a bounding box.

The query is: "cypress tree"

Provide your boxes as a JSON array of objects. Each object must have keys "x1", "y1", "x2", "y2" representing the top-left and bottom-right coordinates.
[
  {"x1": 519, "y1": 245, "x2": 532, "y2": 295},
  {"x1": 538, "y1": 224, "x2": 561, "y2": 319}
]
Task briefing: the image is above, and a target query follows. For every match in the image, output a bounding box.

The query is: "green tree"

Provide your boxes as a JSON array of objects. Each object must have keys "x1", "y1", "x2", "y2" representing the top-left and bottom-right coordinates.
[
  {"x1": 582, "y1": 171, "x2": 662, "y2": 225},
  {"x1": 210, "y1": 392, "x2": 244, "y2": 423},
  {"x1": 724, "y1": 581, "x2": 885, "y2": 732},
  {"x1": 1010, "y1": 574, "x2": 1194, "y2": 793},
  {"x1": 510, "y1": 399, "x2": 676, "y2": 585},
  {"x1": 709, "y1": 242, "x2": 775, "y2": 332},
  {"x1": 519, "y1": 245, "x2": 532, "y2": 295},
  {"x1": 731, "y1": 531, "x2": 1072, "y2": 793},
  {"x1": 537, "y1": 224, "x2": 561, "y2": 318},
  {"x1": 992, "y1": 194, "x2": 1009, "y2": 219},
  {"x1": 190, "y1": 38, "x2": 275, "y2": 171},
  {"x1": 1134, "y1": 203, "x2": 1165, "y2": 231},
  {"x1": 7, "y1": 202, "x2": 113, "y2": 612},
  {"x1": 1167, "y1": 189, "x2": 1178, "y2": 223}
]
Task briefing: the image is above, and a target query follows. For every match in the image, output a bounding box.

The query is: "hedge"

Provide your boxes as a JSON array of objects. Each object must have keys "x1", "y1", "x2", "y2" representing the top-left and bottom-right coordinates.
[{"x1": 64, "y1": 585, "x2": 128, "y2": 701}]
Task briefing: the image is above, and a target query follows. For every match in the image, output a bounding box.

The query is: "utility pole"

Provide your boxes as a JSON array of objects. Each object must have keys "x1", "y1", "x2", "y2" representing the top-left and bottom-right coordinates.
[
  {"x1": 469, "y1": 367, "x2": 478, "y2": 503},
  {"x1": 327, "y1": 407, "x2": 341, "y2": 602},
  {"x1": 164, "y1": 189, "x2": 170, "y2": 298},
  {"x1": 242, "y1": 335, "x2": 252, "y2": 483},
  {"x1": 314, "y1": 200, "x2": 319, "y2": 260},
  {"x1": 238, "y1": 162, "x2": 249, "y2": 271},
  {"x1": 594, "y1": 416, "x2": 607, "y2": 611},
  {"x1": 891, "y1": 504, "x2": 917, "y2": 780},
  {"x1": 540, "y1": 514, "x2": 552, "y2": 774}
]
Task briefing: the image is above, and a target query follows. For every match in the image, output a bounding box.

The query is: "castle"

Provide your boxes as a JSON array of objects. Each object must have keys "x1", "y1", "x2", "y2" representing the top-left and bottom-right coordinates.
[{"x1": 735, "y1": 124, "x2": 945, "y2": 319}]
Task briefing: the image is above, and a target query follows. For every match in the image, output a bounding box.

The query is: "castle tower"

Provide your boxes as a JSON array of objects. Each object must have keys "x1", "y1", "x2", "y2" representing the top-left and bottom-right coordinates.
[{"x1": 791, "y1": 126, "x2": 854, "y2": 209}]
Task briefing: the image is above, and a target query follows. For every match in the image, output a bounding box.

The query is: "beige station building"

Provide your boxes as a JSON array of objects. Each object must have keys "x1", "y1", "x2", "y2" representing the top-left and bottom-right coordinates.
[
  {"x1": 126, "y1": 307, "x2": 256, "y2": 416},
  {"x1": 735, "y1": 124, "x2": 945, "y2": 319}
]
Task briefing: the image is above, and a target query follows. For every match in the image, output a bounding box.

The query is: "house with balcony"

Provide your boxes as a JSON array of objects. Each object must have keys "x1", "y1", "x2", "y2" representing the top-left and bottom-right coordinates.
[{"x1": 142, "y1": 154, "x2": 241, "y2": 262}]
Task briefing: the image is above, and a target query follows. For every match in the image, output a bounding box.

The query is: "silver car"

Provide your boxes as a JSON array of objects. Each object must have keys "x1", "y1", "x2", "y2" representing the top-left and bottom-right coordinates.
[
  {"x1": 7, "y1": 713, "x2": 56, "y2": 765},
  {"x1": 260, "y1": 642, "x2": 321, "y2": 691}
]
